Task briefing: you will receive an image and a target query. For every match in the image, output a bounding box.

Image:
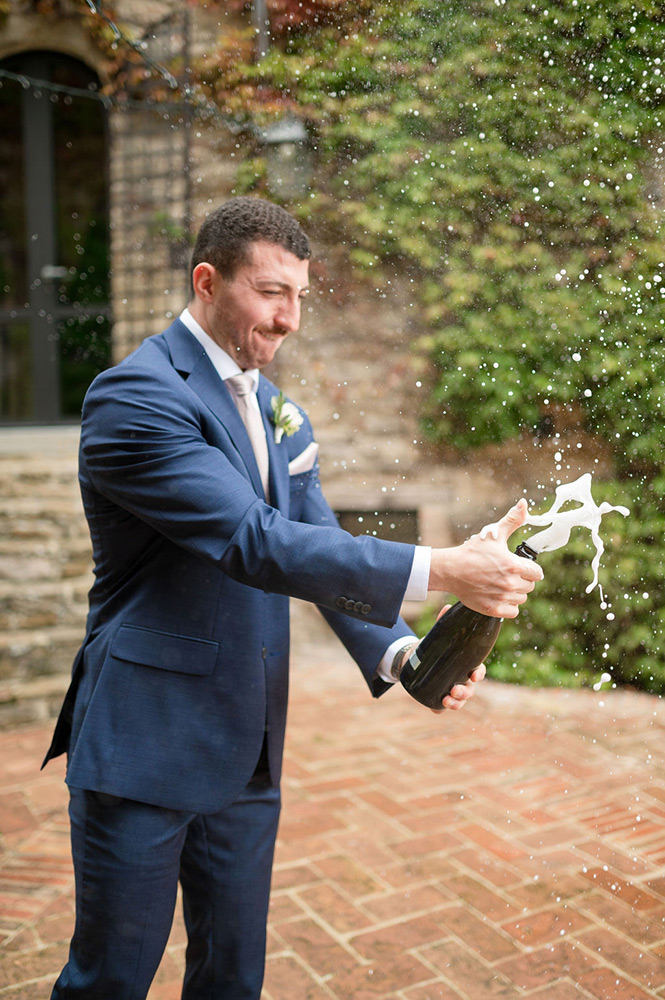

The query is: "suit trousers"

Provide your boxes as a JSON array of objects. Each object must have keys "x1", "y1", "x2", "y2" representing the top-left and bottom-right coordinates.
[{"x1": 50, "y1": 747, "x2": 281, "y2": 1000}]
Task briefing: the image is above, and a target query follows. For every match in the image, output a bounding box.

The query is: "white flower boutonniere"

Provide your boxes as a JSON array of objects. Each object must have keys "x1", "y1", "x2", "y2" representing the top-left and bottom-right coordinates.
[{"x1": 271, "y1": 391, "x2": 304, "y2": 444}]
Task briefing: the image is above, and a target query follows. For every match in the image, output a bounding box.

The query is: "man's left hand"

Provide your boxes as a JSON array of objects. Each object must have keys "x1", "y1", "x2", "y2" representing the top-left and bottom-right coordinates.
[
  {"x1": 435, "y1": 661, "x2": 486, "y2": 713},
  {"x1": 430, "y1": 602, "x2": 486, "y2": 714}
]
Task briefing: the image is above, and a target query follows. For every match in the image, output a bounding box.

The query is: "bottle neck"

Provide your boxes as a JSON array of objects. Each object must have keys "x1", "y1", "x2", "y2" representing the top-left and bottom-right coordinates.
[{"x1": 515, "y1": 541, "x2": 538, "y2": 561}]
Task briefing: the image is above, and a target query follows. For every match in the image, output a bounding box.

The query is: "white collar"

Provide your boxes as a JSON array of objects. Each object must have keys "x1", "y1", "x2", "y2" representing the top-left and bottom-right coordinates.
[{"x1": 179, "y1": 308, "x2": 259, "y2": 392}]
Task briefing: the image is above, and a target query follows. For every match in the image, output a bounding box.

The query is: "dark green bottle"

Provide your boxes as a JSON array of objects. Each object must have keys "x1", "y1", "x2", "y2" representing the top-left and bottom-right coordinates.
[{"x1": 399, "y1": 541, "x2": 538, "y2": 709}]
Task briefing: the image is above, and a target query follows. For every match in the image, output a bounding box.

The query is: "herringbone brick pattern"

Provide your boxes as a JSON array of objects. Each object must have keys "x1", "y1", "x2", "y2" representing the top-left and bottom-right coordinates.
[{"x1": 3, "y1": 614, "x2": 665, "y2": 998}]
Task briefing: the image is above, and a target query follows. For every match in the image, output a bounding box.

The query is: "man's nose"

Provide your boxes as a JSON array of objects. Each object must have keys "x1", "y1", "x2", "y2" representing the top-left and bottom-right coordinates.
[{"x1": 274, "y1": 297, "x2": 301, "y2": 333}]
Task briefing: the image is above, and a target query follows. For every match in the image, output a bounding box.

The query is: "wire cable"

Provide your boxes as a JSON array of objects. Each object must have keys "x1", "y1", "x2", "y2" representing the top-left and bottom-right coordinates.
[{"x1": 83, "y1": 0, "x2": 180, "y2": 91}]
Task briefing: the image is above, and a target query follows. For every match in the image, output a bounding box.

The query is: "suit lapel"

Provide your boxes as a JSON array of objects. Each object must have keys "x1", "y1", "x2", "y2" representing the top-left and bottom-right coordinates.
[
  {"x1": 162, "y1": 320, "x2": 266, "y2": 500},
  {"x1": 258, "y1": 377, "x2": 288, "y2": 513}
]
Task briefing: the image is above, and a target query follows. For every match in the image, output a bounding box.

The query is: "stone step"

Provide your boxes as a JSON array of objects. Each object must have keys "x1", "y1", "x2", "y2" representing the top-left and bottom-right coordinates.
[
  {"x1": 0, "y1": 533, "x2": 90, "y2": 552},
  {"x1": 0, "y1": 487, "x2": 80, "y2": 505},
  {"x1": 0, "y1": 425, "x2": 80, "y2": 454},
  {"x1": 0, "y1": 537, "x2": 89, "y2": 559},
  {"x1": 0, "y1": 581, "x2": 89, "y2": 633},
  {"x1": 0, "y1": 628, "x2": 83, "y2": 683},
  {"x1": 0, "y1": 498, "x2": 84, "y2": 518},
  {"x1": 0, "y1": 453, "x2": 78, "y2": 469},
  {"x1": 0, "y1": 576, "x2": 91, "y2": 600},
  {"x1": 0, "y1": 467, "x2": 79, "y2": 490},
  {"x1": 0, "y1": 672, "x2": 69, "y2": 729},
  {"x1": 0, "y1": 552, "x2": 92, "y2": 584}
]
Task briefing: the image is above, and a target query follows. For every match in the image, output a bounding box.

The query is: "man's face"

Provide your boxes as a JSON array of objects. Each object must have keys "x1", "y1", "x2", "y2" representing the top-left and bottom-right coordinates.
[{"x1": 207, "y1": 240, "x2": 310, "y2": 371}]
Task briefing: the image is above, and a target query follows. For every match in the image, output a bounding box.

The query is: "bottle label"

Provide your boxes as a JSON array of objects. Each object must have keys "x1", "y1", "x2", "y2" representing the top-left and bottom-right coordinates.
[{"x1": 407, "y1": 647, "x2": 421, "y2": 672}]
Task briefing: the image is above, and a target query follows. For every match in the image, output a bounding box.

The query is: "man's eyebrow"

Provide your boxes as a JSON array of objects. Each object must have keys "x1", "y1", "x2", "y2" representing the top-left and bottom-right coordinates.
[{"x1": 255, "y1": 278, "x2": 310, "y2": 293}]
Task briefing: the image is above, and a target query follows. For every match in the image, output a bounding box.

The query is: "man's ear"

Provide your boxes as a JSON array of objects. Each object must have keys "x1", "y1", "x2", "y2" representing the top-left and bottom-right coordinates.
[{"x1": 191, "y1": 262, "x2": 218, "y2": 304}]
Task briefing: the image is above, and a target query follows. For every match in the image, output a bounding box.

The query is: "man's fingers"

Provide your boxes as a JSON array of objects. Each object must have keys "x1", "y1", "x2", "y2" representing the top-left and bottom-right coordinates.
[
  {"x1": 441, "y1": 686, "x2": 470, "y2": 711},
  {"x1": 493, "y1": 498, "x2": 529, "y2": 542},
  {"x1": 469, "y1": 662, "x2": 487, "y2": 683},
  {"x1": 438, "y1": 661, "x2": 487, "y2": 712},
  {"x1": 494, "y1": 589, "x2": 533, "y2": 618}
]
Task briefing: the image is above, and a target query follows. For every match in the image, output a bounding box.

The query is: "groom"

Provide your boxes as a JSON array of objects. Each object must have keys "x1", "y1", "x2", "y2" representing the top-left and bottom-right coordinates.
[{"x1": 44, "y1": 197, "x2": 542, "y2": 999}]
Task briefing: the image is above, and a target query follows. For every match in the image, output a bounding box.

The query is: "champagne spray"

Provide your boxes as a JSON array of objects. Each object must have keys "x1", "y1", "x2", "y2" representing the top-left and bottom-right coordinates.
[{"x1": 399, "y1": 474, "x2": 629, "y2": 710}]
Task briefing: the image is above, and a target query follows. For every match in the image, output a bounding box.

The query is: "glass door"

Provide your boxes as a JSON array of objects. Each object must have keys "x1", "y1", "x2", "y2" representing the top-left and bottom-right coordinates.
[{"x1": 0, "y1": 51, "x2": 111, "y2": 422}]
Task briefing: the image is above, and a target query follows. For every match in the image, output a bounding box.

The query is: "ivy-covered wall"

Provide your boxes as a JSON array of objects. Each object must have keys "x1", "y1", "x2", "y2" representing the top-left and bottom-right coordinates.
[
  {"x1": 204, "y1": 0, "x2": 665, "y2": 692},
  {"x1": 2, "y1": 0, "x2": 662, "y2": 693}
]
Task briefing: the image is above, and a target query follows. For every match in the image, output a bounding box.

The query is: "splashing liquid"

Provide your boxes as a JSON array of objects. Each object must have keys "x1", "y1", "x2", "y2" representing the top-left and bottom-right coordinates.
[
  {"x1": 400, "y1": 474, "x2": 629, "y2": 709},
  {"x1": 480, "y1": 473, "x2": 628, "y2": 605},
  {"x1": 522, "y1": 473, "x2": 629, "y2": 605}
]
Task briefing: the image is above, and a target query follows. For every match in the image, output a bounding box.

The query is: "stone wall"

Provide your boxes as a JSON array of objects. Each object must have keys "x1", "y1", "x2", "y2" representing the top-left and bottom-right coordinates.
[
  {"x1": 107, "y1": 1, "x2": 244, "y2": 360},
  {"x1": 0, "y1": 428, "x2": 91, "y2": 726}
]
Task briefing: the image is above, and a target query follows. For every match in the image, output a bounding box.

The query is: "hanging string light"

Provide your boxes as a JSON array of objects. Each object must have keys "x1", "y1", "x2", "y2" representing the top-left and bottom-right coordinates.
[
  {"x1": 82, "y1": 0, "x2": 180, "y2": 92},
  {"x1": 0, "y1": 65, "x2": 113, "y2": 106}
]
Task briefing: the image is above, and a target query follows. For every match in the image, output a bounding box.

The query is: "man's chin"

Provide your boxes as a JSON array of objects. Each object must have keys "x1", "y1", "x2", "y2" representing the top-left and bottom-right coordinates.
[{"x1": 254, "y1": 337, "x2": 285, "y2": 367}]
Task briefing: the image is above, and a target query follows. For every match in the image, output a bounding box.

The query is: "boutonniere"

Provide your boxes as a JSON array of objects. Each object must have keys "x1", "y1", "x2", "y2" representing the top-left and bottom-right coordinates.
[{"x1": 270, "y1": 391, "x2": 304, "y2": 444}]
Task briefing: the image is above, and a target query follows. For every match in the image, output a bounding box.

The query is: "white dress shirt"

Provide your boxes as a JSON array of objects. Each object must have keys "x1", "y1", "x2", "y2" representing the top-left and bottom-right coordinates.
[{"x1": 179, "y1": 308, "x2": 429, "y2": 682}]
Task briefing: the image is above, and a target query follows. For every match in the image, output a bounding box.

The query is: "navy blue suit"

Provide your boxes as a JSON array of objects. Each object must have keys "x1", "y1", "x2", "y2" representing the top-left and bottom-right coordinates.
[{"x1": 45, "y1": 319, "x2": 416, "y2": 998}]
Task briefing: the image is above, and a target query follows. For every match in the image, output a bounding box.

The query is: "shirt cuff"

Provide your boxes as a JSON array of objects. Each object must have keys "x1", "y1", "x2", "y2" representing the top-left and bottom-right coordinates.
[
  {"x1": 404, "y1": 545, "x2": 431, "y2": 602},
  {"x1": 375, "y1": 548, "x2": 430, "y2": 685},
  {"x1": 376, "y1": 636, "x2": 418, "y2": 685}
]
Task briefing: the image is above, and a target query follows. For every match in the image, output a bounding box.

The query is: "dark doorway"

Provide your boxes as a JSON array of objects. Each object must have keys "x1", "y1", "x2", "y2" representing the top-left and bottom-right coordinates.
[{"x1": 0, "y1": 51, "x2": 112, "y2": 423}]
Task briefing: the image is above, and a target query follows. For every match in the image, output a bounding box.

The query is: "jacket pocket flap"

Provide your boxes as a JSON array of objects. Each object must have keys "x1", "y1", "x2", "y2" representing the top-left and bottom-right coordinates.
[{"x1": 111, "y1": 624, "x2": 219, "y2": 676}]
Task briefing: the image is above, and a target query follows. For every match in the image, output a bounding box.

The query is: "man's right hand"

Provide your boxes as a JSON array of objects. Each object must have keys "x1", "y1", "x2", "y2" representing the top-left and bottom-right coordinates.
[{"x1": 428, "y1": 499, "x2": 543, "y2": 619}]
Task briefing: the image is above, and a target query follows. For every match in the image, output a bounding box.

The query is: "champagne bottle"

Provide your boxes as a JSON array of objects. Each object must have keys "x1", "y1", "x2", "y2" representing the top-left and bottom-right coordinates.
[{"x1": 399, "y1": 541, "x2": 538, "y2": 710}]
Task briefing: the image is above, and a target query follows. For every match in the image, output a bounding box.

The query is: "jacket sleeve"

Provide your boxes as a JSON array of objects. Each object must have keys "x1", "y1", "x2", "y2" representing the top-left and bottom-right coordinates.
[
  {"x1": 80, "y1": 360, "x2": 415, "y2": 631},
  {"x1": 284, "y1": 408, "x2": 419, "y2": 696}
]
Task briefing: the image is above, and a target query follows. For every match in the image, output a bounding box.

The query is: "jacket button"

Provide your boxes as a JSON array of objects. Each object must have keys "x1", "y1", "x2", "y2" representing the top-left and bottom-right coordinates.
[
  {"x1": 353, "y1": 601, "x2": 364, "y2": 613},
  {"x1": 345, "y1": 599, "x2": 355, "y2": 611},
  {"x1": 336, "y1": 596, "x2": 347, "y2": 609},
  {"x1": 361, "y1": 604, "x2": 371, "y2": 615}
]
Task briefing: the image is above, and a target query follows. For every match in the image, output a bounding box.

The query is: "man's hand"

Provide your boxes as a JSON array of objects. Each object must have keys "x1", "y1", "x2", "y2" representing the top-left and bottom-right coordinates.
[
  {"x1": 397, "y1": 604, "x2": 487, "y2": 714},
  {"x1": 433, "y1": 603, "x2": 485, "y2": 713},
  {"x1": 437, "y1": 662, "x2": 486, "y2": 713},
  {"x1": 428, "y1": 499, "x2": 543, "y2": 619}
]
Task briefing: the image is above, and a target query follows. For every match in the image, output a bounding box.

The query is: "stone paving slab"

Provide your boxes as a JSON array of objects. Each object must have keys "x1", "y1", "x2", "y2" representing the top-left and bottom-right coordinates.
[{"x1": 2, "y1": 618, "x2": 665, "y2": 999}]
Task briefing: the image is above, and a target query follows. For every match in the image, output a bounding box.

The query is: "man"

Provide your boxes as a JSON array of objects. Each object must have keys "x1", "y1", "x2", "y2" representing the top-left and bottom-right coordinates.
[{"x1": 44, "y1": 197, "x2": 542, "y2": 999}]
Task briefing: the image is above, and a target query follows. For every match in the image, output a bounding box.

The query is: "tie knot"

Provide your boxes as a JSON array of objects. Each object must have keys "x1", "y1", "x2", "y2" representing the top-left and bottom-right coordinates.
[{"x1": 227, "y1": 373, "x2": 254, "y2": 397}]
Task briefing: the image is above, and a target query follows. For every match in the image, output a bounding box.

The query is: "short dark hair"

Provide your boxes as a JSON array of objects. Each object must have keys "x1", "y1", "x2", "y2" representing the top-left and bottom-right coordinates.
[{"x1": 190, "y1": 197, "x2": 311, "y2": 283}]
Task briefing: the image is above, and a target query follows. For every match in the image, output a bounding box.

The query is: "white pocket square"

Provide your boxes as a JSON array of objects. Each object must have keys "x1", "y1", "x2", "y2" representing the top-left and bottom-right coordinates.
[{"x1": 288, "y1": 441, "x2": 319, "y2": 475}]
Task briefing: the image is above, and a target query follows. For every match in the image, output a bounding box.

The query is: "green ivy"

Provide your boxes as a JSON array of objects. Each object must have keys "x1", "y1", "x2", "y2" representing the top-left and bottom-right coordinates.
[{"x1": 209, "y1": 0, "x2": 665, "y2": 692}]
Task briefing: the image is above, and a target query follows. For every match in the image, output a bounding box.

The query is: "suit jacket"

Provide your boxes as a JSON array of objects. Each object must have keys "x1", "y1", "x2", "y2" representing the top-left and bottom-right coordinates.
[{"x1": 43, "y1": 319, "x2": 416, "y2": 813}]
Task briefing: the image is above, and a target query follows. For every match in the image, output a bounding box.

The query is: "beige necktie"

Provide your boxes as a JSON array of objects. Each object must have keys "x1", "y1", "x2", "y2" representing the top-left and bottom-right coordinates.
[{"x1": 226, "y1": 373, "x2": 270, "y2": 500}]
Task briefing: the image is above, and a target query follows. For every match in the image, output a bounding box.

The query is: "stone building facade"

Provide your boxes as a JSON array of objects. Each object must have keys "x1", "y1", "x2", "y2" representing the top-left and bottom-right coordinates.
[{"x1": 0, "y1": 0, "x2": 578, "y2": 725}]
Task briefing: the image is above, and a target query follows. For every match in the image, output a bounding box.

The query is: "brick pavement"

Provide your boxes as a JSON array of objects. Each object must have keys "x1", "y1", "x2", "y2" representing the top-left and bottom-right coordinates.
[{"x1": 2, "y1": 609, "x2": 665, "y2": 999}]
